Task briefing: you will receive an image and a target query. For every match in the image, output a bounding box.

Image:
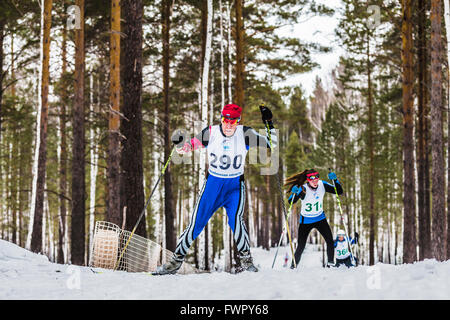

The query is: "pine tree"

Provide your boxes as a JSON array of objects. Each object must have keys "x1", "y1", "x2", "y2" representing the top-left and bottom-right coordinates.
[
  {"x1": 430, "y1": 0, "x2": 446, "y2": 261},
  {"x1": 401, "y1": 0, "x2": 417, "y2": 263},
  {"x1": 121, "y1": 0, "x2": 146, "y2": 237},
  {"x1": 71, "y1": 0, "x2": 85, "y2": 265},
  {"x1": 162, "y1": 0, "x2": 176, "y2": 252},
  {"x1": 107, "y1": 0, "x2": 121, "y2": 226},
  {"x1": 234, "y1": 0, "x2": 245, "y2": 108},
  {"x1": 416, "y1": 0, "x2": 432, "y2": 260}
]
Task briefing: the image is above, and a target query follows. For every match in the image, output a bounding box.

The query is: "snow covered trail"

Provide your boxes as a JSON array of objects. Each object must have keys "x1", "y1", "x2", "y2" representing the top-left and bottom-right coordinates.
[{"x1": 1, "y1": 239, "x2": 449, "y2": 300}]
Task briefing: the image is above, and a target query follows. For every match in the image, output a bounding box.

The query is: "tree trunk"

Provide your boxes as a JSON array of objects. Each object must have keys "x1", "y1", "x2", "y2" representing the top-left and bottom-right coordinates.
[
  {"x1": 107, "y1": 0, "x2": 122, "y2": 226},
  {"x1": 367, "y1": 37, "x2": 376, "y2": 266},
  {"x1": 121, "y1": 0, "x2": 146, "y2": 237},
  {"x1": 401, "y1": 0, "x2": 417, "y2": 263},
  {"x1": 200, "y1": 0, "x2": 213, "y2": 269},
  {"x1": 263, "y1": 175, "x2": 270, "y2": 250},
  {"x1": 58, "y1": 17, "x2": 68, "y2": 264},
  {"x1": 71, "y1": 0, "x2": 85, "y2": 265},
  {"x1": 162, "y1": 0, "x2": 176, "y2": 251},
  {"x1": 219, "y1": 0, "x2": 225, "y2": 108},
  {"x1": 88, "y1": 73, "x2": 99, "y2": 260},
  {"x1": 416, "y1": 0, "x2": 431, "y2": 260},
  {"x1": 430, "y1": 0, "x2": 446, "y2": 261},
  {"x1": 226, "y1": 2, "x2": 233, "y2": 104},
  {"x1": 0, "y1": 19, "x2": 4, "y2": 144},
  {"x1": 10, "y1": 36, "x2": 17, "y2": 244},
  {"x1": 234, "y1": 0, "x2": 245, "y2": 108},
  {"x1": 11, "y1": 140, "x2": 18, "y2": 244},
  {"x1": 444, "y1": 0, "x2": 450, "y2": 260},
  {"x1": 0, "y1": 21, "x2": 4, "y2": 235},
  {"x1": 256, "y1": 189, "x2": 262, "y2": 248},
  {"x1": 28, "y1": 0, "x2": 53, "y2": 254}
]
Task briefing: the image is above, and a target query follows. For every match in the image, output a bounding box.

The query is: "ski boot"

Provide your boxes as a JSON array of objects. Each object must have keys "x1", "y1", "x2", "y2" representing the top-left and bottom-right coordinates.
[
  {"x1": 238, "y1": 250, "x2": 258, "y2": 272},
  {"x1": 326, "y1": 261, "x2": 336, "y2": 268},
  {"x1": 152, "y1": 253, "x2": 184, "y2": 275}
]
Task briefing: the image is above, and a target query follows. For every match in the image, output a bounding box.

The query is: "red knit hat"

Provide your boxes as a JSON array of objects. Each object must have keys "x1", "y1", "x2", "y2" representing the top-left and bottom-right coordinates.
[{"x1": 221, "y1": 104, "x2": 242, "y2": 118}]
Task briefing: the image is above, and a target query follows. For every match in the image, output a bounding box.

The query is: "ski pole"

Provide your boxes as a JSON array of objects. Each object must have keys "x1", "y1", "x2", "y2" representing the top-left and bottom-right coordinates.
[
  {"x1": 271, "y1": 194, "x2": 295, "y2": 268},
  {"x1": 328, "y1": 168, "x2": 356, "y2": 266},
  {"x1": 113, "y1": 145, "x2": 177, "y2": 271},
  {"x1": 260, "y1": 104, "x2": 297, "y2": 268}
]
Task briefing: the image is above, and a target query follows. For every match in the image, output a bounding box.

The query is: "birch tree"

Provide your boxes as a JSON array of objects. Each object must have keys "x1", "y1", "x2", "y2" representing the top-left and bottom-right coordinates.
[{"x1": 27, "y1": 0, "x2": 53, "y2": 253}]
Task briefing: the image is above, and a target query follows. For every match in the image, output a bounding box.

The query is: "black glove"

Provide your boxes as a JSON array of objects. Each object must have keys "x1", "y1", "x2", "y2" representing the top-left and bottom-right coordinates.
[
  {"x1": 354, "y1": 232, "x2": 359, "y2": 244},
  {"x1": 259, "y1": 105, "x2": 273, "y2": 123},
  {"x1": 171, "y1": 129, "x2": 186, "y2": 146}
]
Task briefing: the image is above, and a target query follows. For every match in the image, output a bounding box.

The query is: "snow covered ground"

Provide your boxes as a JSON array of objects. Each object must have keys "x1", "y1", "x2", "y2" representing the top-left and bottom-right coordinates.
[{"x1": 1, "y1": 239, "x2": 449, "y2": 300}]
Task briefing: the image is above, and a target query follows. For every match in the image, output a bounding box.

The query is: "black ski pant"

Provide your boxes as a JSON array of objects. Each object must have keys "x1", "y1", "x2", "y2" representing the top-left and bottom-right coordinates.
[
  {"x1": 336, "y1": 256, "x2": 354, "y2": 268},
  {"x1": 292, "y1": 218, "x2": 334, "y2": 267}
]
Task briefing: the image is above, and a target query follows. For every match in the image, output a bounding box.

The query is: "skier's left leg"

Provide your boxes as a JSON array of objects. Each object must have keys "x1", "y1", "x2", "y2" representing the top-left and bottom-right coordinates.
[
  {"x1": 316, "y1": 219, "x2": 335, "y2": 267},
  {"x1": 335, "y1": 258, "x2": 344, "y2": 267},
  {"x1": 344, "y1": 256, "x2": 354, "y2": 267},
  {"x1": 224, "y1": 176, "x2": 256, "y2": 272}
]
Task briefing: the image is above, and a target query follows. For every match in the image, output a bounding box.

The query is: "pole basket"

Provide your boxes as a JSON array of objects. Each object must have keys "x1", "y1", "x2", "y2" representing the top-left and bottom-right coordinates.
[{"x1": 89, "y1": 221, "x2": 197, "y2": 274}]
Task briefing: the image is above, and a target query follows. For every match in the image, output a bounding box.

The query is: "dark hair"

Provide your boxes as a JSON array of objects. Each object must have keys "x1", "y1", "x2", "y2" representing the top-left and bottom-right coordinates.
[{"x1": 284, "y1": 168, "x2": 318, "y2": 195}]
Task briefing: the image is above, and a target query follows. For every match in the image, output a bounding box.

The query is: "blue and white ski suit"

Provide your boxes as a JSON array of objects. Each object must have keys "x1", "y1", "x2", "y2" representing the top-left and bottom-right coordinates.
[{"x1": 174, "y1": 124, "x2": 276, "y2": 257}]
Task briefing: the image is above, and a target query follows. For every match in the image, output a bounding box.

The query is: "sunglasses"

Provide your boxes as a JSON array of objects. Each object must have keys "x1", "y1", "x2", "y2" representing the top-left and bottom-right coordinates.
[
  {"x1": 306, "y1": 173, "x2": 320, "y2": 181},
  {"x1": 222, "y1": 116, "x2": 240, "y2": 125}
]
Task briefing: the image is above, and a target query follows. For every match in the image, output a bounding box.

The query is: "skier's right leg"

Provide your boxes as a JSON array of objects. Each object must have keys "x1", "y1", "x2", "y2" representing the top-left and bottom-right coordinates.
[
  {"x1": 154, "y1": 175, "x2": 223, "y2": 275},
  {"x1": 223, "y1": 176, "x2": 258, "y2": 272}
]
